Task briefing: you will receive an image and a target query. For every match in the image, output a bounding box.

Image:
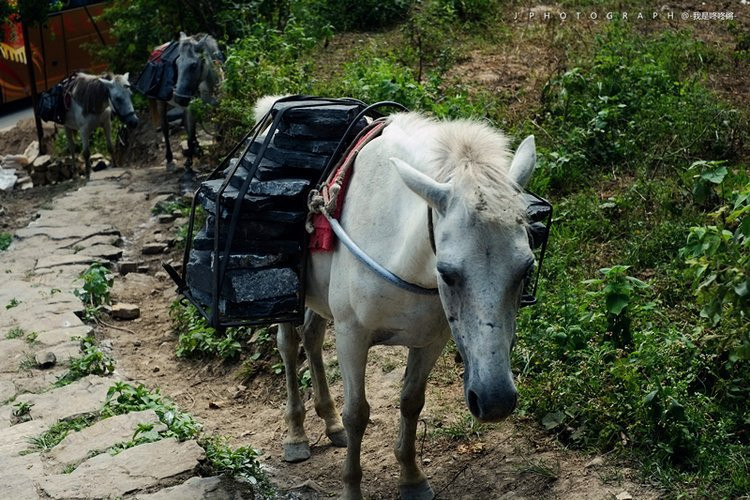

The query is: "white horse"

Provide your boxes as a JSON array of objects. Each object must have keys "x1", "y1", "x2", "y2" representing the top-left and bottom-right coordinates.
[
  {"x1": 150, "y1": 32, "x2": 223, "y2": 172},
  {"x1": 272, "y1": 105, "x2": 538, "y2": 499},
  {"x1": 64, "y1": 72, "x2": 138, "y2": 177}
]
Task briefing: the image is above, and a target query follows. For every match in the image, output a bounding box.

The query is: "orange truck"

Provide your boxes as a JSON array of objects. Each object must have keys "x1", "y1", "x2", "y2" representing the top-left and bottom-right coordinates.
[{"x1": 0, "y1": 0, "x2": 112, "y2": 107}]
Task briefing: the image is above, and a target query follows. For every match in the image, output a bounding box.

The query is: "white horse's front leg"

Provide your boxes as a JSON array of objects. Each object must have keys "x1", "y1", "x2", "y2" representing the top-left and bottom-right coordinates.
[
  {"x1": 336, "y1": 325, "x2": 370, "y2": 500},
  {"x1": 80, "y1": 125, "x2": 92, "y2": 179},
  {"x1": 64, "y1": 127, "x2": 76, "y2": 164},
  {"x1": 300, "y1": 310, "x2": 346, "y2": 448},
  {"x1": 102, "y1": 113, "x2": 115, "y2": 168},
  {"x1": 396, "y1": 337, "x2": 448, "y2": 500},
  {"x1": 277, "y1": 322, "x2": 311, "y2": 462}
]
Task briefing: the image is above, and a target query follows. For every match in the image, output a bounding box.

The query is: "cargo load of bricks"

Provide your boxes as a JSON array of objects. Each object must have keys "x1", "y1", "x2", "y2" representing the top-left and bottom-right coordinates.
[{"x1": 181, "y1": 97, "x2": 369, "y2": 327}]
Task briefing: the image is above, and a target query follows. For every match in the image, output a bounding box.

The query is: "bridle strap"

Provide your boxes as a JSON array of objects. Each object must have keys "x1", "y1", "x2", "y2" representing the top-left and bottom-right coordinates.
[{"x1": 427, "y1": 207, "x2": 436, "y2": 255}]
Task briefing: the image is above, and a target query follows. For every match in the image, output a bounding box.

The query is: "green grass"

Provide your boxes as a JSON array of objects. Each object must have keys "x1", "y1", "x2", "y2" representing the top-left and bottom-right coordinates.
[
  {"x1": 26, "y1": 416, "x2": 99, "y2": 451},
  {"x1": 5, "y1": 327, "x2": 25, "y2": 339},
  {"x1": 0, "y1": 232, "x2": 11, "y2": 251}
]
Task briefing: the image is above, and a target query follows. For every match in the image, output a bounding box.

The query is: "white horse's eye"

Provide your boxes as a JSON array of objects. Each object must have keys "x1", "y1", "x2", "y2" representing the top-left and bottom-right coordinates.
[{"x1": 437, "y1": 263, "x2": 461, "y2": 287}]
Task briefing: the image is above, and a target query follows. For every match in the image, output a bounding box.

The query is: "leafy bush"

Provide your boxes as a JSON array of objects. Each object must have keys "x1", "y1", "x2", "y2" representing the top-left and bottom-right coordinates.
[
  {"x1": 200, "y1": 436, "x2": 266, "y2": 486},
  {"x1": 170, "y1": 299, "x2": 251, "y2": 360},
  {"x1": 681, "y1": 176, "x2": 750, "y2": 358},
  {"x1": 214, "y1": 20, "x2": 318, "y2": 145},
  {"x1": 102, "y1": 381, "x2": 202, "y2": 441},
  {"x1": 537, "y1": 24, "x2": 742, "y2": 190},
  {"x1": 321, "y1": 52, "x2": 488, "y2": 119},
  {"x1": 310, "y1": 0, "x2": 412, "y2": 31}
]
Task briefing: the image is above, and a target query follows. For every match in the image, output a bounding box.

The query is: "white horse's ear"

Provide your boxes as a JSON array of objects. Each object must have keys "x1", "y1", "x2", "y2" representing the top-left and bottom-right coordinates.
[
  {"x1": 508, "y1": 135, "x2": 536, "y2": 188},
  {"x1": 390, "y1": 157, "x2": 450, "y2": 214},
  {"x1": 98, "y1": 77, "x2": 113, "y2": 88},
  {"x1": 180, "y1": 31, "x2": 188, "y2": 40},
  {"x1": 122, "y1": 72, "x2": 130, "y2": 82}
]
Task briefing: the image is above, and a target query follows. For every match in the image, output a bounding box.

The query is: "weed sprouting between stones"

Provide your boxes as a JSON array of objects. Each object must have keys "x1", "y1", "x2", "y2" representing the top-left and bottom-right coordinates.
[
  {"x1": 73, "y1": 263, "x2": 113, "y2": 322},
  {"x1": 54, "y1": 336, "x2": 116, "y2": 387}
]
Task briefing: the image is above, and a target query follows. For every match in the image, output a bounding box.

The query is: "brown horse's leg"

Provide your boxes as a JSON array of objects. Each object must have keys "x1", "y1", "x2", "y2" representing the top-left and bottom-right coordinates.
[
  {"x1": 277, "y1": 322, "x2": 311, "y2": 462},
  {"x1": 395, "y1": 337, "x2": 448, "y2": 500},
  {"x1": 158, "y1": 100, "x2": 173, "y2": 169},
  {"x1": 64, "y1": 127, "x2": 76, "y2": 167},
  {"x1": 336, "y1": 325, "x2": 370, "y2": 500},
  {"x1": 184, "y1": 107, "x2": 196, "y2": 171},
  {"x1": 300, "y1": 310, "x2": 346, "y2": 447}
]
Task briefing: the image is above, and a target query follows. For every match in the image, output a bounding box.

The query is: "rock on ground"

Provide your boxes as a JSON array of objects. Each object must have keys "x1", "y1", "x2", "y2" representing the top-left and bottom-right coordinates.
[
  {"x1": 40, "y1": 438, "x2": 205, "y2": 499},
  {"x1": 135, "y1": 475, "x2": 256, "y2": 500},
  {"x1": 49, "y1": 409, "x2": 163, "y2": 467}
]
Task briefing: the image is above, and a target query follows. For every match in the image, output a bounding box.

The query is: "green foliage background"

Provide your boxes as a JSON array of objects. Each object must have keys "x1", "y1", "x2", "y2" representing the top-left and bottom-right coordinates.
[{"x1": 90, "y1": 0, "x2": 750, "y2": 495}]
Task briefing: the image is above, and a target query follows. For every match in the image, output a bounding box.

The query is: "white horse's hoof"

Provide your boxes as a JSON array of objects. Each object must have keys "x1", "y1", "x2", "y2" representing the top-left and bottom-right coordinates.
[
  {"x1": 283, "y1": 442, "x2": 311, "y2": 463},
  {"x1": 399, "y1": 480, "x2": 434, "y2": 500},
  {"x1": 327, "y1": 429, "x2": 348, "y2": 448}
]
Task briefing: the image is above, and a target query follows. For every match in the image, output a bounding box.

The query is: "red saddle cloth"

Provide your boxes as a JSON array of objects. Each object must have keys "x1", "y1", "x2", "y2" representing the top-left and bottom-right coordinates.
[{"x1": 309, "y1": 121, "x2": 387, "y2": 253}]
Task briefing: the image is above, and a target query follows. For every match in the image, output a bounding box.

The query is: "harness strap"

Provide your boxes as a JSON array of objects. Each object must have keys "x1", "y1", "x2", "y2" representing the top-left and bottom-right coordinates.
[
  {"x1": 427, "y1": 207, "x2": 436, "y2": 255},
  {"x1": 308, "y1": 118, "x2": 439, "y2": 296}
]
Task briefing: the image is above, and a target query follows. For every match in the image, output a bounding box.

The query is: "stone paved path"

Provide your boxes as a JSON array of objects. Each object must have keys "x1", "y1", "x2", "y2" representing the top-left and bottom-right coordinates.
[{"x1": 0, "y1": 169, "x2": 245, "y2": 499}]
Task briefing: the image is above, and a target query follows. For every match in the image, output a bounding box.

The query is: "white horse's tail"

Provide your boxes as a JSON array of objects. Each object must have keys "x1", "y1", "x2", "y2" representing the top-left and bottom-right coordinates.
[{"x1": 253, "y1": 94, "x2": 289, "y2": 129}]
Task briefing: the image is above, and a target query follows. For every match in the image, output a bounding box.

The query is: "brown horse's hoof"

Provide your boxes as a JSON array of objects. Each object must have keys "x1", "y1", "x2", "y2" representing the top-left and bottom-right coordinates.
[
  {"x1": 327, "y1": 429, "x2": 348, "y2": 448},
  {"x1": 399, "y1": 480, "x2": 434, "y2": 500},
  {"x1": 283, "y1": 442, "x2": 311, "y2": 463}
]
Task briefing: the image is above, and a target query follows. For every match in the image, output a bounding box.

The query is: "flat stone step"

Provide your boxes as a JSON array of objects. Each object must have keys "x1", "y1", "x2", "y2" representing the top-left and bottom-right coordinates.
[
  {"x1": 135, "y1": 475, "x2": 255, "y2": 500},
  {"x1": 11, "y1": 375, "x2": 111, "y2": 424},
  {"x1": 15, "y1": 224, "x2": 119, "y2": 241},
  {"x1": 35, "y1": 254, "x2": 105, "y2": 270},
  {"x1": 40, "y1": 438, "x2": 204, "y2": 499},
  {"x1": 49, "y1": 409, "x2": 163, "y2": 467}
]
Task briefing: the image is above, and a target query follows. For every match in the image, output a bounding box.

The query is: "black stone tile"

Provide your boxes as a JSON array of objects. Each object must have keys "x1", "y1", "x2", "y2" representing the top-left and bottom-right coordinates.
[
  {"x1": 187, "y1": 262, "x2": 299, "y2": 302},
  {"x1": 273, "y1": 133, "x2": 340, "y2": 155}
]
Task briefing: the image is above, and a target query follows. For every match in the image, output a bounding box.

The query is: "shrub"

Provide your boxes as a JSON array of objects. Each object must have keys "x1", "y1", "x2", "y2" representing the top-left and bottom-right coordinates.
[
  {"x1": 170, "y1": 299, "x2": 251, "y2": 360},
  {"x1": 213, "y1": 20, "x2": 318, "y2": 145},
  {"x1": 537, "y1": 24, "x2": 742, "y2": 190}
]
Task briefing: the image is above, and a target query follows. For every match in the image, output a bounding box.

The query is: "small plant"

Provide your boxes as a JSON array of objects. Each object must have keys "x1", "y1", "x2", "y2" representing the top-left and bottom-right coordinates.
[
  {"x1": 171, "y1": 299, "x2": 250, "y2": 360},
  {"x1": 12, "y1": 401, "x2": 33, "y2": 422},
  {"x1": 5, "y1": 298, "x2": 22, "y2": 309},
  {"x1": 0, "y1": 232, "x2": 11, "y2": 251},
  {"x1": 102, "y1": 382, "x2": 201, "y2": 441},
  {"x1": 434, "y1": 413, "x2": 485, "y2": 440},
  {"x1": 18, "y1": 353, "x2": 35, "y2": 372},
  {"x1": 55, "y1": 337, "x2": 116, "y2": 387},
  {"x1": 583, "y1": 265, "x2": 649, "y2": 349},
  {"x1": 25, "y1": 331, "x2": 38, "y2": 345},
  {"x1": 73, "y1": 263, "x2": 113, "y2": 321},
  {"x1": 200, "y1": 435, "x2": 266, "y2": 487},
  {"x1": 5, "y1": 327, "x2": 25, "y2": 339}
]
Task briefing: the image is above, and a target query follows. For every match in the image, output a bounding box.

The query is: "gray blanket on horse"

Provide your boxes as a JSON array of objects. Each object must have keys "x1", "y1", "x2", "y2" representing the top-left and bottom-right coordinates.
[{"x1": 134, "y1": 41, "x2": 180, "y2": 101}]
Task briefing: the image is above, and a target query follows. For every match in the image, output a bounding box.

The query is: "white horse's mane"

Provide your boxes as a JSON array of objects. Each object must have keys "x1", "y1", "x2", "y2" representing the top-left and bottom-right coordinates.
[{"x1": 387, "y1": 112, "x2": 526, "y2": 222}]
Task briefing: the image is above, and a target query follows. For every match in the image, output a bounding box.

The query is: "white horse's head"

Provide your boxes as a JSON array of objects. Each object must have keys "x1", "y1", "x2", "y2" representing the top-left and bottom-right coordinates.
[
  {"x1": 174, "y1": 32, "x2": 223, "y2": 107},
  {"x1": 98, "y1": 73, "x2": 138, "y2": 127},
  {"x1": 391, "y1": 130, "x2": 536, "y2": 422}
]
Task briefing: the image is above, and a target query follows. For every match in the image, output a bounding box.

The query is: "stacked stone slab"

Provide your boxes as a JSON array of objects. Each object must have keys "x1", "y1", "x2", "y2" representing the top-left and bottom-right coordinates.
[{"x1": 185, "y1": 98, "x2": 367, "y2": 324}]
